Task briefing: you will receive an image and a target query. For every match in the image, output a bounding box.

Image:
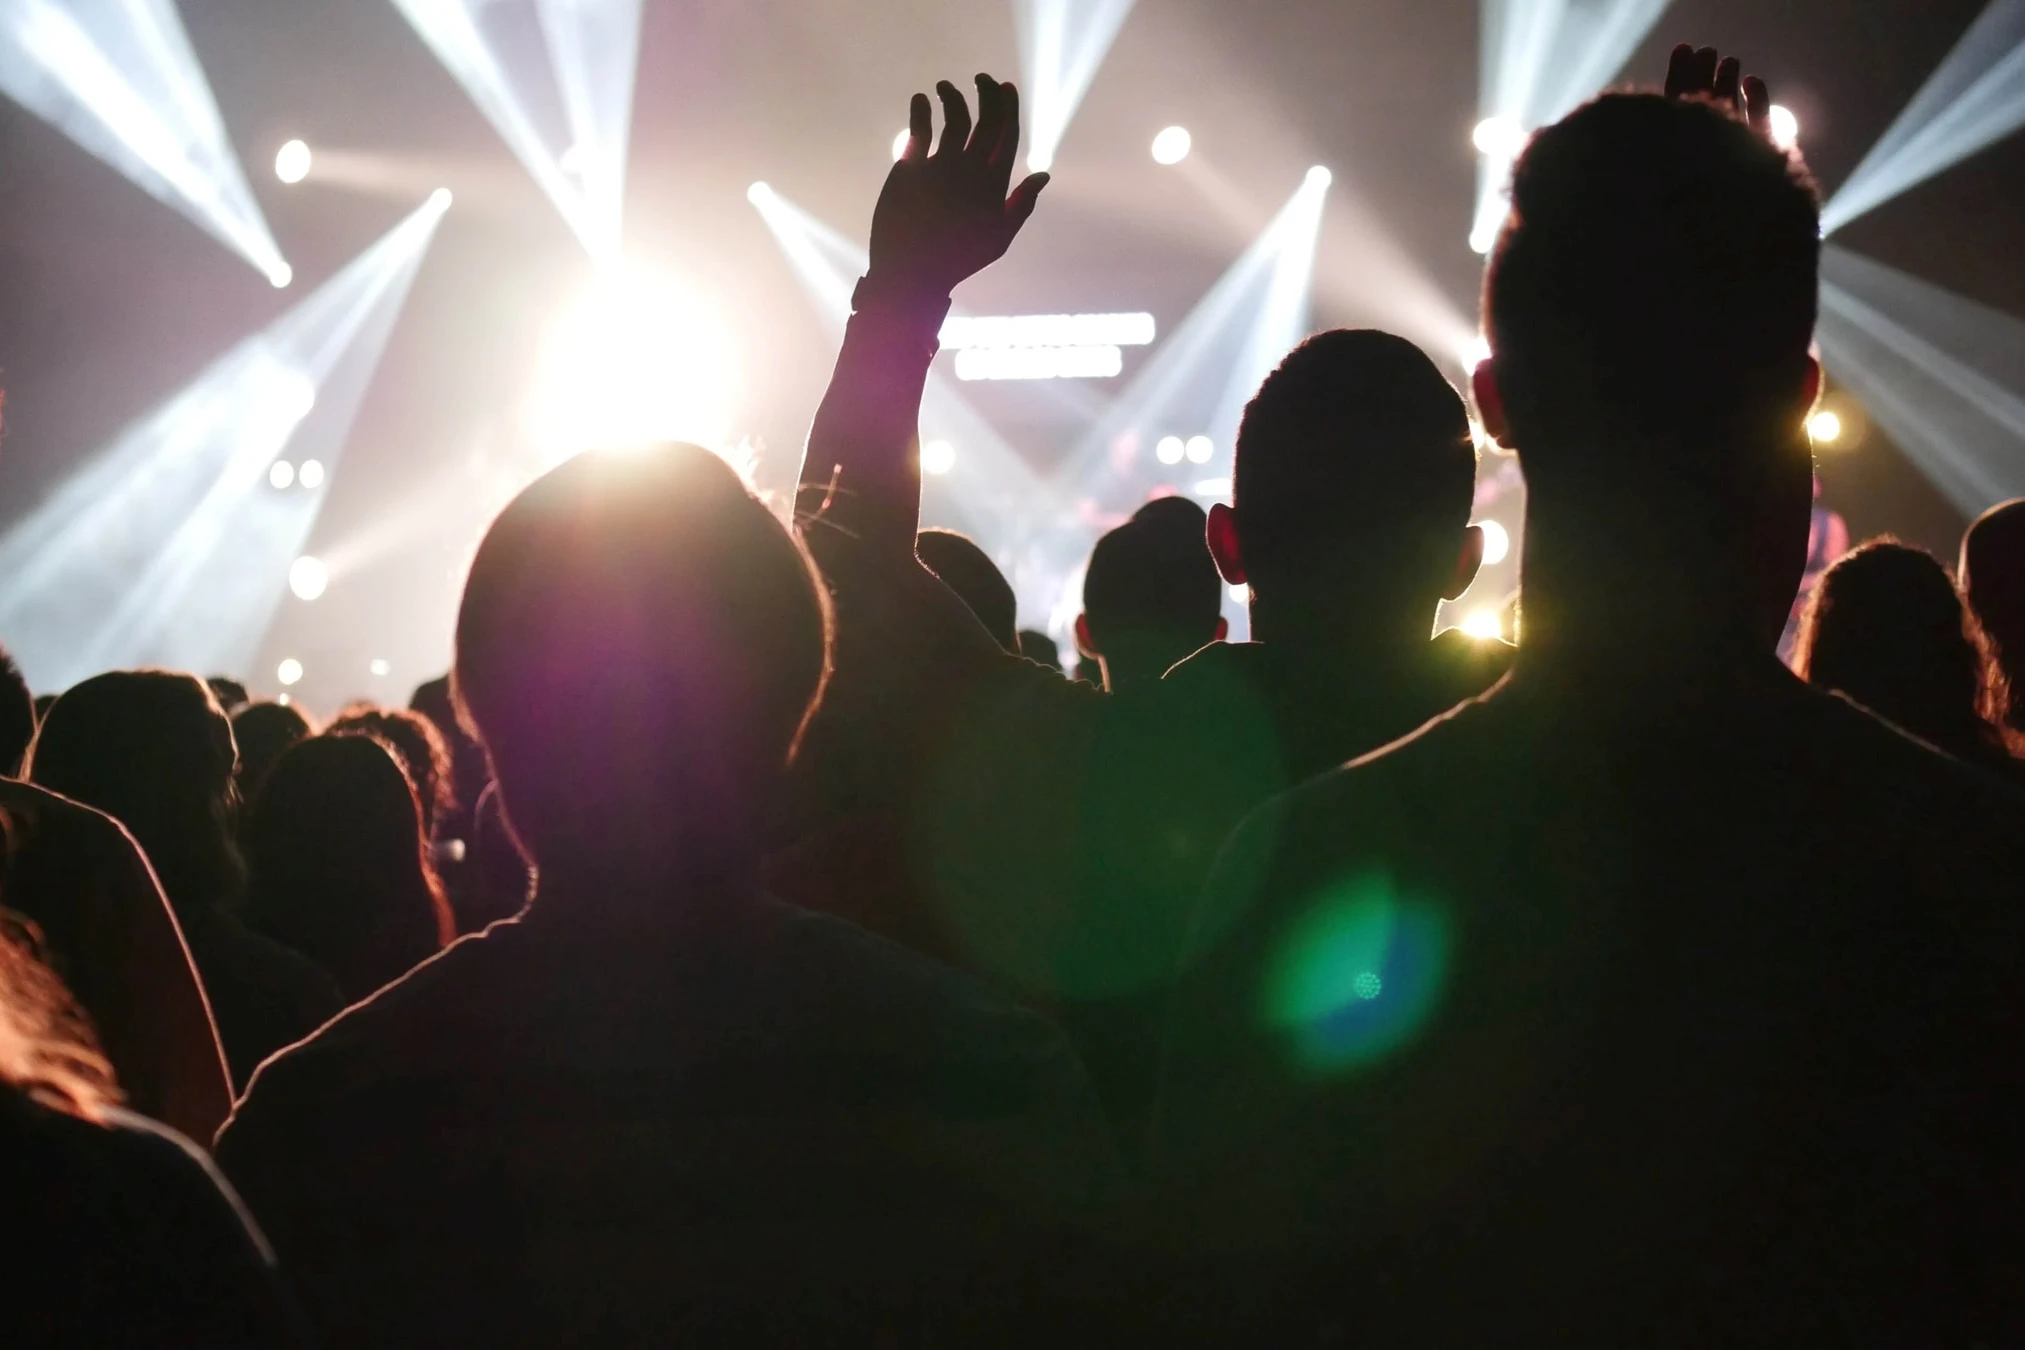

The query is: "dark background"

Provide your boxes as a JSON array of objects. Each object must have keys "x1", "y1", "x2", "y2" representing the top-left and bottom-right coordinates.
[{"x1": 0, "y1": 0, "x2": 2017, "y2": 701}]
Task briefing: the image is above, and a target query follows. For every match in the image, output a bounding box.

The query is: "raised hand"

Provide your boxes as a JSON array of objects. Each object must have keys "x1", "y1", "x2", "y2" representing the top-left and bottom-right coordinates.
[
  {"x1": 1663, "y1": 44, "x2": 1772, "y2": 141},
  {"x1": 863, "y1": 74, "x2": 1049, "y2": 304}
]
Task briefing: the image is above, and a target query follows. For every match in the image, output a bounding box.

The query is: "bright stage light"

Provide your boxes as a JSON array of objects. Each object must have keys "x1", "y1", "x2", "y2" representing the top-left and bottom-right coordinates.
[
  {"x1": 0, "y1": 191, "x2": 451, "y2": 689},
  {"x1": 1460, "y1": 609, "x2": 1503, "y2": 640},
  {"x1": 891, "y1": 127, "x2": 910, "y2": 160},
  {"x1": 1014, "y1": 0, "x2": 1138, "y2": 171},
  {"x1": 429, "y1": 187, "x2": 452, "y2": 210},
  {"x1": 1151, "y1": 125, "x2": 1191, "y2": 165},
  {"x1": 1768, "y1": 105, "x2": 1801, "y2": 151},
  {"x1": 267, "y1": 261, "x2": 293, "y2": 289},
  {"x1": 298, "y1": 458, "x2": 325, "y2": 488},
  {"x1": 1155, "y1": 435, "x2": 1184, "y2": 465},
  {"x1": 526, "y1": 262, "x2": 739, "y2": 464},
  {"x1": 954, "y1": 345, "x2": 1123, "y2": 381},
  {"x1": 1478, "y1": 519, "x2": 1511, "y2": 566},
  {"x1": 1807, "y1": 410, "x2": 1843, "y2": 445},
  {"x1": 1472, "y1": 115, "x2": 1526, "y2": 160},
  {"x1": 1229, "y1": 583, "x2": 1250, "y2": 603},
  {"x1": 746, "y1": 180, "x2": 773, "y2": 206},
  {"x1": 1306, "y1": 165, "x2": 1332, "y2": 189},
  {"x1": 1460, "y1": 335, "x2": 1492, "y2": 371},
  {"x1": 1815, "y1": 242, "x2": 2025, "y2": 512},
  {"x1": 1472, "y1": 0, "x2": 1673, "y2": 254},
  {"x1": 921, "y1": 439, "x2": 956, "y2": 475},
  {"x1": 1822, "y1": 0, "x2": 2025, "y2": 236},
  {"x1": 369, "y1": 658, "x2": 391, "y2": 676},
  {"x1": 0, "y1": 0, "x2": 289, "y2": 283},
  {"x1": 1192, "y1": 476, "x2": 1232, "y2": 498},
  {"x1": 1184, "y1": 435, "x2": 1214, "y2": 464},
  {"x1": 275, "y1": 138, "x2": 311, "y2": 183},
  {"x1": 389, "y1": 0, "x2": 642, "y2": 264},
  {"x1": 269, "y1": 460, "x2": 295, "y2": 490},
  {"x1": 276, "y1": 658, "x2": 303, "y2": 687},
  {"x1": 941, "y1": 312, "x2": 1155, "y2": 349},
  {"x1": 288, "y1": 555, "x2": 327, "y2": 600}
]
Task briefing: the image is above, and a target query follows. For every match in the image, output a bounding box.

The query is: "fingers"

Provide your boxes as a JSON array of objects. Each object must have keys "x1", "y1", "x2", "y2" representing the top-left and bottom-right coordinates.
[
  {"x1": 906, "y1": 91, "x2": 932, "y2": 162},
  {"x1": 1005, "y1": 171, "x2": 1049, "y2": 233},
  {"x1": 1743, "y1": 75, "x2": 1773, "y2": 137},
  {"x1": 992, "y1": 80, "x2": 1024, "y2": 180},
  {"x1": 1664, "y1": 43, "x2": 1697, "y2": 99},
  {"x1": 933, "y1": 80, "x2": 972, "y2": 160},
  {"x1": 1714, "y1": 56, "x2": 1743, "y2": 112},
  {"x1": 970, "y1": 74, "x2": 1005, "y2": 166}
]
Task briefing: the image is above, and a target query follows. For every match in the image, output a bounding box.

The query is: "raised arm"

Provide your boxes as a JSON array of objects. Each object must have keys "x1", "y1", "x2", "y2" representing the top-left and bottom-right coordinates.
[{"x1": 799, "y1": 74, "x2": 1047, "y2": 559}]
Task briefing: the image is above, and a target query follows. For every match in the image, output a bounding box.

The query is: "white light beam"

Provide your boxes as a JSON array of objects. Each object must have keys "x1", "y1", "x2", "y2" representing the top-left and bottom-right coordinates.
[{"x1": 1012, "y1": 0, "x2": 1137, "y2": 171}]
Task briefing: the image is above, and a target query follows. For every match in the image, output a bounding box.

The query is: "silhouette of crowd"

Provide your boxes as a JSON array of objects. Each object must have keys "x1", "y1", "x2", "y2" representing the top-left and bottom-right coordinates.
[{"x1": 3, "y1": 44, "x2": 2022, "y2": 1347}]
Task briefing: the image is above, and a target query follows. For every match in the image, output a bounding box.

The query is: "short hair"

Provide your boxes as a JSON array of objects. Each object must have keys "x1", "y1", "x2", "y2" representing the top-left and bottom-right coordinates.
[
  {"x1": 0, "y1": 644, "x2": 33, "y2": 776},
  {"x1": 206, "y1": 677, "x2": 250, "y2": 714},
  {"x1": 1232, "y1": 330, "x2": 1475, "y2": 586},
  {"x1": 1485, "y1": 94, "x2": 1820, "y2": 466},
  {"x1": 1084, "y1": 496, "x2": 1221, "y2": 641},
  {"x1": 916, "y1": 529, "x2": 1018, "y2": 651},
  {"x1": 327, "y1": 704, "x2": 454, "y2": 836},
  {"x1": 454, "y1": 444, "x2": 830, "y2": 864},
  {"x1": 232, "y1": 700, "x2": 313, "y2": 803},
  {"x1": 1961, "y1": 498, "x2": 2025, "y2": 731}
]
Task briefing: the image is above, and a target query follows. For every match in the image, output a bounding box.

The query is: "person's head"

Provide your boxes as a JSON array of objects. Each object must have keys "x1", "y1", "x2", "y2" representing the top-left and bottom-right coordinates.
[
  {"x1": 1017, "y1": 629, "x2": 1062, "y2": 672},
  {"x1": 326, "y1": 705, "x2": 453, "y2": 838},
  {"x1": 1961, "y1": 498, "x2": 2025, "y2": 732},
  {"x1": 0, "y1": 644, "x2": 33, "y2": 777},
  {"x1": 455, "y1": 444, "x2": 830, "y2": 884},
  {"x1": 205, "y1": 677, "x2": 249, "y2": 715},
  {"x1": 1795, "y1": 538, "x2": 2006, "y2": 760},
  {"x1": 1079, "y1": 496, "x2": 1228, "y2": 690},
  {"x1": 1478, "y1": 93, "x2": 1822, "y2": 644},
  {"x1": 27, "y1": 671, "x2": 241, "y2": 919},
  {"x1": 231, "y1": 700, "x2": 312, "y2": 804},
  {"x1": 916, "y1": 529, "x2": 1018, "y2": 652},
  {"x1": 242, "y1": 733, "x2": 452, "y2": 1000},
  {"x1": 1208, "y1": 330, "x2": 1482, "y2": 650}
]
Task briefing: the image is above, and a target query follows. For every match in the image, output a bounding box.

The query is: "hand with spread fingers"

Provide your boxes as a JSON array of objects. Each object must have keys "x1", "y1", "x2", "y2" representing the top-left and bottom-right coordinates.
[
  {"x1": 1663, "y1": 43, "x2": 1773, "y2": 142},
  {"x1": 865, "y1": 74, "x2": 1049, "y2": 305}
]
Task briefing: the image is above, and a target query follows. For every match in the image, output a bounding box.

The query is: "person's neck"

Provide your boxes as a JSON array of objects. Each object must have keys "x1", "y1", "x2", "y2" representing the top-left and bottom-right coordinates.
[{"x1": 1247, "y1": 591, "x2": 1438, "y2": 676}]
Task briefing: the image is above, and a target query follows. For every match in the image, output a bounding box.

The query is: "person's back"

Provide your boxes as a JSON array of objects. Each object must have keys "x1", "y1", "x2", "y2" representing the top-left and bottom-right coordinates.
[
  {"x1": 218, "y1": 444, "x2": 1116, "y2": 1345},
  {"x1": 1961, "y1": 497, "x2": 2025, "y2": 745},
  {"x1": 1153, "y1": 56, "x2": 2025, "y2": 1344},
  {"x1": 29, "y1": 672, "x2": 343, "y2": 1090}
]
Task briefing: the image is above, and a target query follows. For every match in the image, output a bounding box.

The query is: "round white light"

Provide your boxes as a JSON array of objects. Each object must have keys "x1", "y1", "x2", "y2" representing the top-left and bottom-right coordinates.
[
  {"x1": 1305, "y1": 165, "x2": 1332, "y2": 189},
  {"x1": 746, "y1": 181, "x2": 772, "y2": 205},
  {"x1": 1185, "y1": 435, "x2": 1214, "y2": 464},
  {"x1": 1229, "y1": 583, "x2": 1250, "y2": 604},
  {"x1": 1460, "y1": 336, "x2": 1492, "y2": 371},
  {"x1": 274, "y1": 139, "x2": 311, "y2": 184},
  {"x1": 1477, "y1": 519, "x2": 1511, "y2": 566},
  {"x1": 1460, "y1": 609, "x2": 1503, "y2": 640},
  {"x1": 288, "y1": 555, "x2": 328, "y2": 601},
  {"x1": 1472, "y1": 116, "x2": 1527, "y2": 160},
  {"x1": 267, "y1": 261, "x2": 293, "y2": 289},
  {"x1": 1808, "y1": 410, "x2": 1842, "y2": 444},
  {"x1": 1151, "y1": 126, "x2": 1192, "y2": 166},
  {"x1": 276, "y1": 658, "x2": 304, "y2": 686},
  {"x1": 428, "y1": 187, "x2": 453, "y2": 211},
  {"x1": 891, "y1": 128, "x2": 911, "y2": 161},
  {"x1": 1027, "y1": 150, "x2": 1053, "y2": 172},
  {"x1": 1768, "y1": 105, "x2": 1800, "y2": 151},
  {"x1": 268, "y1": 460, "x2": 295, "y2": 490},
  {"x1": 921, "y1": 439, "x2": 955, "y2": 475},
  {"x1": 1155, "y1": 435, "x2": 1185, "y2": 465},
  {"x1": 1469, "y1": 218, "x2": 1502, "y2": 256},
  {"x1": 298, "y1": 459, "x2": 325, "y2": 489},
  {"x1": 369, "y1": 658, "x2": 391, "y2": 677}
]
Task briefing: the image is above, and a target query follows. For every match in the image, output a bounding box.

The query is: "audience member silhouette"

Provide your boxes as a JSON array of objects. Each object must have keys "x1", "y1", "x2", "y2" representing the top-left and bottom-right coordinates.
[
  {"x1": 464, "y1": 779, "x2": 533, "y2": 927},
  {"x1": 29, "y1": 672, "x2": 342, "y2": 1091},
  {"x1": 206, "y1": 676, "x2": 250, "y2": 716},
  {"x1": 409, "y1": 674, "x2": 490, "y2": 849},
  {"x1": 0, "y1": 775, "x2": 231, "y2": 1141},
  {"x1": 1076, "y1": 496, "x2": 1226, "y2": 693},
  {"x1": 1795, "y1": 537, "x2": 2019, "y2": 779},
  {"x1": 0, "y1": 914, "x2": 305, "y2": 1347},
  {"x1": 32, "y1": 692, "x2": 56, "y2": 724},
  {"x1": 0, "y1": 643, "x2": 33, "y2": 777},
  {"x1": 1961, "y1": 496, "x2": 2025, "y2": 745},
  {"x1": 1151, "y1": 52, "x2": 2025, "y2": 1344},
  {"x1": 1018, "y1": 627, "x2": 1063, "y2": 672},
  {"x1": 326, "y1": 705, "x2": 455, "y2": 841},
  {"x1": 232, "y1": 700, "x2": 312, "y2": 805},
  {"x1": 218, "y1": 442, "x2": 1115, "y2": 1345},
  {"x1": 916, "y1": 527, "x2": 1019, "y2": 651},
  {"x1": 243, "y1": 734, "x2": 454, "y2": 1002}
]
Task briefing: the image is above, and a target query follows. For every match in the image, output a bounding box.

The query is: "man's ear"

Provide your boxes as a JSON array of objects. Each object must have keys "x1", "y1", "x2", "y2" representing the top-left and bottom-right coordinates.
[
  {"x1": 1472, "y1": 360, "x2": 1511, "y2": 450},
  {"x1": 1206, "y1": 502, "x2": 1246, "y2": 586},
  {"x1": 1073, "y1": 612, "x2": 1099, "y2": 660},
  {"x1": 1444, "y1": 524, "x2": 1487, "y2": 603},
  {"x1": 1212, "y1": 616, "x2": 1230, "y2": 643}
]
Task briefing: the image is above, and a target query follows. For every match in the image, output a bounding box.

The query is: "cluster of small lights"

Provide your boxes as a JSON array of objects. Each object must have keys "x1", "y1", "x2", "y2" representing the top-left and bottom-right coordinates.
[
  {"x1": 1150, "y1": 125, "x2": 1192, "y2": 165},
  {"x1": 1155, "y1": 435, "x2": 1215, "y2": 466},
  {"x1": 920, "y1": 439, "x2": 955, "y2": 475},
  {"x1": 275, "y1": 138, "x2": 311, "y2": 184},
  {"x1": 268, "y1": 459, "x2": 325, "y2": 490}
]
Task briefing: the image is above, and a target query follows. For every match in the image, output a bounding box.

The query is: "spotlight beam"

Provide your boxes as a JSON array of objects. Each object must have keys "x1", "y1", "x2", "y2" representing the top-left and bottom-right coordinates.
[
  {"x1": 0, "y1": 0, "x2": 289, "y2": 283},
  {"x1": 1012, "y1": 0, "x2": 1137, "y2": 171},
  {"x1": 1822, "y1": 0, "x2": 2025, "y2": 236},
  {"x1": 0, "y1": 193, "x2": 453, "y2": 688},
  {"x1": 1816, "y1": 243, "x2": 2025, "y2": 513}
]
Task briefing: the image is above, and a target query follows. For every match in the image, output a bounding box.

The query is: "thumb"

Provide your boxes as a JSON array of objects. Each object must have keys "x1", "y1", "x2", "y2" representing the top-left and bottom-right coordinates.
[{"x1": 1006, "y1": 171, "x2": 1050, "y2": 230}]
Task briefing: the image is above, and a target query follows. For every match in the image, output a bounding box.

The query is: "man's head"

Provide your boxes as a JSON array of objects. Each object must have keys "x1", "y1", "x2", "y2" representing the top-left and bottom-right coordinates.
[
  {"x1": 1078, "y1": 496, "x2": 1227, "y2": 690},
  {"x1": 1477, "y1": 93, "x2": 1822, "y2": 638},
  {"x1": 1961, "y1": 498, "x2": 2025, "y2": 730},
  {"x1": 454, "y1": 444, "x2": 830, "y2": 877},
  {"x1": 1207, "y1": 330, "x2": 1482, "y2": 647},
  {"x1": 0, "y1": 644, "x2": 33, "y2": 777},
  {"x1": 915, "y1": 529, "x2": 1018, "y2": 652}
]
